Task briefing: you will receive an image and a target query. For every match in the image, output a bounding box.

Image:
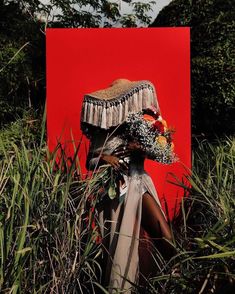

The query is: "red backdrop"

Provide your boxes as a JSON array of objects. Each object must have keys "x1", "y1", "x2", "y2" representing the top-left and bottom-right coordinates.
[{"x1": 46, "y1": 28, "x2": 191, "y2": 219}]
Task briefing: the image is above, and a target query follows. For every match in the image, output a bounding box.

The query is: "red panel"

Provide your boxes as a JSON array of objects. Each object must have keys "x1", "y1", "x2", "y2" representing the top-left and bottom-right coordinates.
[{"x1": 46, "y1": 28, "x2": 191, "y2": 219}]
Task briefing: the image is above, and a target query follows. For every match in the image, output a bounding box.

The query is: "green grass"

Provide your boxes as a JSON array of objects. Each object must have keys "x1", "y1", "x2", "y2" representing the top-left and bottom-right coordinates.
[
  {"x1": 156, "y1": 137, "x2": 235, "y2": 294},
  {"x1": 0, "y1": 108, "x2": 234, "y2": 293},
  {"x1": 0, "y1": 109, "x2": 106, "y2": 293}
]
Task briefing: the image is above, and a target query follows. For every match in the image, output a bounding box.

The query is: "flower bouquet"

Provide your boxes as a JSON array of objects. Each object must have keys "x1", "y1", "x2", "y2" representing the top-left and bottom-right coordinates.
[{"x1": 122, "y1": 106, "x2": 178, "y2": 164}]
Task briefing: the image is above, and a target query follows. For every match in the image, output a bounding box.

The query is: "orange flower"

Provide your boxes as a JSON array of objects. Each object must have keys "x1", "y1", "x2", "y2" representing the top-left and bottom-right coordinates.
[
  {"x1": 161, "y1": 119, "x2": 167, "y2": 128},
  {"x1": 143, "y1": 114, "x2": 155, "y2": 122},
  {"x1": 156, "y1": 136, "x2": 167, "y2": 147},
  {"x1": 170, "y1": 142, "x2": 174, "y2": 151}
]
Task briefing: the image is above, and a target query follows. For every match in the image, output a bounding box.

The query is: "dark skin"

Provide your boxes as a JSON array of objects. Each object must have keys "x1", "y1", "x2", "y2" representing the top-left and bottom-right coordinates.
[
  {"x1": 101, "y1": 141, "x2": 174, "y2": 244},
  {"x1": 99, "y1": 141, "x2": 178, "y2": 288},
  {"x1": 100, "y1": 141, "x2": 137, "y2": 171}
]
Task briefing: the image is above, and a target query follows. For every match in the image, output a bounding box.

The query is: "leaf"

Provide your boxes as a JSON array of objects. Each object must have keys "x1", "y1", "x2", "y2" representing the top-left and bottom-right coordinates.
[
  {"x1": 16, "y1": 247, "x2": 32, "y2": 254},
  {"x1": 108, "y1": 184, "x2": 116, "y2": 199},
  {"x1": 92, "y1": 282, "x2": 110, "y2": 294},
  {"x1": 194, "y1": 251, "x2": 235, "y2": 259}
]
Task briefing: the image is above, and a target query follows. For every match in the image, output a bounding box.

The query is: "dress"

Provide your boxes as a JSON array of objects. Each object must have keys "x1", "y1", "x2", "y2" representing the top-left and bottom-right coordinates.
[{"x1": 86, "y1": 130, "x2": 167, "y2": 293}]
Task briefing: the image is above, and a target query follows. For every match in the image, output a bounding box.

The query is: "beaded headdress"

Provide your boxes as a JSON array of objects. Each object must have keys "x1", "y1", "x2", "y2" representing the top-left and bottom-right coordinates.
[{"x1": 80, "y1": 78, "x2": 160, "y2": 130}]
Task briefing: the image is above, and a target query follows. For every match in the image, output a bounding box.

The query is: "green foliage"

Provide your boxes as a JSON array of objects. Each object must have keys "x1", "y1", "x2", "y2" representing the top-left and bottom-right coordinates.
[
  {"x1": 0, "y1": 108, "x2": 42, "y2": 157},
  {"x1": 0, "y1": 0, "x2": 45, "y2": 127},
  {"x1": 0, "y1": 0, "x2": 155, "y2": 128},
  {"x1": 150, "y1": 0, "x2": 235, "y2": 137},
  {"x1": 144, "y1": 137, "x2": 235, "y2": 293},
  {"x1": 19, "y1": 0, "x2": 156, "y2": 28},
  {"x1": 120, "y1": 1, "x2": 156, "y2": 27},
  {"x1": 0, "y1": 109, "x2": 105, "y2": 293},
  {"x1": 0, "y1": 109, "x2": 235, "y2": 293}
]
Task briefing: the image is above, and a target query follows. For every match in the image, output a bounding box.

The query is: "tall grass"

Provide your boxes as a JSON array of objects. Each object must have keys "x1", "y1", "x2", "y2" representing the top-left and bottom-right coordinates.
[
  {"x1": 146, "y1": 137, "x2": 235, "y2": 294},
  {"x1": 0, "y1": 107, "x2": 234, "y2": 293},
  {"x1": 0, "y1": 109, "x2": 107, "y2": 293}
]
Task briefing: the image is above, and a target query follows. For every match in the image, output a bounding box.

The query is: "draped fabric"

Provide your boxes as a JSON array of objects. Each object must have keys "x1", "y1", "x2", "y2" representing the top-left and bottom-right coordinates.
[{"x1": 86, "y1": 132, "x2": 167, "y2": 293}]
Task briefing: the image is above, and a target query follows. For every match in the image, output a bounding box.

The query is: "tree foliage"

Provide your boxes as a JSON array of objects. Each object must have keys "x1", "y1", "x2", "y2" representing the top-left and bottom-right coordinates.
[
  {"x1": 20, "y1": 0, "x2": 156, "y2": 28},
  {"x1": 0, "y1": 0, "x2": 45, "y2": 127},
  {"x1": 150, "y1": 0, "x2": 235, "y2": 137},
  {"x1": 0, "y1": 0, "x2": 155, "y2": 127}
]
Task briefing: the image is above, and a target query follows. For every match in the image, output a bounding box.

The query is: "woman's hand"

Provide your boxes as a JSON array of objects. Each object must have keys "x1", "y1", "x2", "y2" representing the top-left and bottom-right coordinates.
[
  {"x1": 112, "y1": 141, "x2": 145, "y2": 160},
  {"x1": 103, "y1": 141, "x2": 145, "y2": 171},
  {"x1": 112, "y1": 141, "x2": 143, "y2": 156},
  {"x1": 112, "y1": 144, "x2": 130, "y2": 158},
  {"x1": 101, "y1": 154, "x2": 128, "y2": 171}
]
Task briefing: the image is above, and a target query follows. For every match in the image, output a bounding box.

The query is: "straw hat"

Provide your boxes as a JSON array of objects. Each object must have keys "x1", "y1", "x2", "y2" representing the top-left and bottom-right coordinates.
[{"x1": 81, "y1": 78, "x2": 159, "y2": 130}]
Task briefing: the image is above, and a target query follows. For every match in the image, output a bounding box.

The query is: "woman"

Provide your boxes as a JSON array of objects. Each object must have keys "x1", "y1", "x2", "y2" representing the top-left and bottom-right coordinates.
[{"x1": 81, "y1": 78, "x2": 175, "y2": 293}]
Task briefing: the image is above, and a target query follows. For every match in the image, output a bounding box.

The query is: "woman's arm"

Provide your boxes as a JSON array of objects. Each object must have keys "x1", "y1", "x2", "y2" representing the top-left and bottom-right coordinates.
[
  {"x1": 86, "y1": 149, "x2": 124, "y2": 171},
  {"x1": 86, "y1": 132, "x2": 130, "y2": 171}
]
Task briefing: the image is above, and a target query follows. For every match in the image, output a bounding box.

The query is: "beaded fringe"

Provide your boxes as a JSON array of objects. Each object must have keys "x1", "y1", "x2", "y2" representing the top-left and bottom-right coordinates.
[{"x1": 81, "y1": 83, "x2": 159, "y2": 130}]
